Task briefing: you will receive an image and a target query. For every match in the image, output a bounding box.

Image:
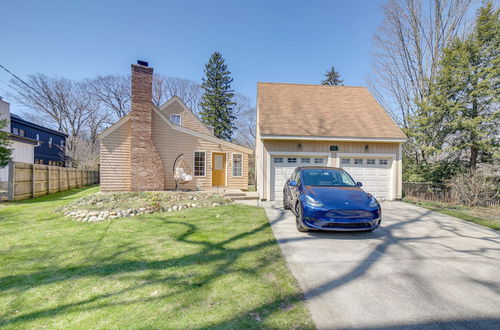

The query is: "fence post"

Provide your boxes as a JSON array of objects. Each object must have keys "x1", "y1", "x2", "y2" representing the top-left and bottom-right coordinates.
[
  {"x1": 47, "y1": 166, "x2": 51, "y2": 195},
  {"x1": 31, "y1": 164, "x2": 36, "y2": 198},
  {"x1": 7, "y1": 161, "x2": 15, "y2": 201}
]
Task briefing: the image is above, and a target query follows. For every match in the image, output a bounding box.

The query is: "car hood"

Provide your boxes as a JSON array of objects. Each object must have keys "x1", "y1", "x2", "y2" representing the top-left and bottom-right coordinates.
[{"x1": 304, "y1": 186, "x2": 372, "y2": 209}]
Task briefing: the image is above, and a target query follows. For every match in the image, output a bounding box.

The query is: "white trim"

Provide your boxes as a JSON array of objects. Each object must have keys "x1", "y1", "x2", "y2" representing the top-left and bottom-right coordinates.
[
  {"x1": 231, "y1": 152, "x2": 243, "y2": 177},
  {"x1": 268, "y1": 151, "x2": 331, "y2": 156},
  {"x1": 336, "y1": 152, "x2": 396, "y2": 200},
  {"x1": 193, "y1": 151, "x2": 207, "y2": 177},
  {"x1": 266, "y1": 148, "x2": 271, "y2": 200},
  {"x1": 153, "y1": 107, "x2": 252, "y2": 154},
  {"x1": 260, "y1": 134, "x2": 407, "y2": 143},
  {"x1": 170, "y1": 114, "x2": 182, "y2": 126},
  {"x1": 268, "y1": 151, "x2": 332, "y2": 167},
  {"x1": 97, "y1": 114, "x2": 131, "y2": 140}
]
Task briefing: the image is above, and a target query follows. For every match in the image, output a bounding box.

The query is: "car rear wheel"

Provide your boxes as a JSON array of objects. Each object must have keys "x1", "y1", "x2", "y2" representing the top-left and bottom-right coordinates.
[{"x1": 295, "y1": 203, "x2": 308, "y2": 232}]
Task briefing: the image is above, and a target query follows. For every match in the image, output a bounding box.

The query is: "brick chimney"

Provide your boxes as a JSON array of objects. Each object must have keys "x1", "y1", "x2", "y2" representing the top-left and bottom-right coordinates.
[{"x1": 130, "y1": 61, "x2": 165, "y2": 191}]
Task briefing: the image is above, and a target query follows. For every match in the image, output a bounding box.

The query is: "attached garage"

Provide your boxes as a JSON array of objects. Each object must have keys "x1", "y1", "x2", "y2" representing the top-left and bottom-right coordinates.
[{"x1": 256, "y1": 82, "x2": 407, "y2": 201}]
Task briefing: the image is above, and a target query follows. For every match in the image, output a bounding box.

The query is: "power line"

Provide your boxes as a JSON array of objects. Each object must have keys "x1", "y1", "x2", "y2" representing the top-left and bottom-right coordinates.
[{"x1": 0, "y1": 64, "x2": 29, "y2": 87}]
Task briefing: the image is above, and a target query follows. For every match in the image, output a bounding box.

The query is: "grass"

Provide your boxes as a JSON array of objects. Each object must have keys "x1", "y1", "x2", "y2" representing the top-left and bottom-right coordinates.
[
  {"x1": 0, "y1": 186, "x2": 313, "y2": 329},
  {"x1": 404, "y1": 198, "x2": 500, "y2": 230}
]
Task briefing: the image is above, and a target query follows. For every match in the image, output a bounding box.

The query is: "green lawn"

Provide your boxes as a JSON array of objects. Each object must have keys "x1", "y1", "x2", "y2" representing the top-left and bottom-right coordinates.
[
  {"x1": 0, "y1": 186, "x2": 313, "y2": 329},
  {"x1": 404, "y1": 198, "x2": 500, "y2": 230}
]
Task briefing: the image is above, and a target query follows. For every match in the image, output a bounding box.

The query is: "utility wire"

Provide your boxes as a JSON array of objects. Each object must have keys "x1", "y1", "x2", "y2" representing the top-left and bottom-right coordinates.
[{"x1": 0, "y1": 63, "x2": 31, "y2": 89}]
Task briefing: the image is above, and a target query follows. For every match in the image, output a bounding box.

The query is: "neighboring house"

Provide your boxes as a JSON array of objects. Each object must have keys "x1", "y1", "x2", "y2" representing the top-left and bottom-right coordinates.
[
  {"x1": 10, "y1": 114, "x2": 67, "y2": 166},
  {"x1": 98, "y1": 61, "x2": 252, "y2": 192},
  {"x1": 0, "y1": 97, "x2": 39, "y2": 188},
  {"x1": 256, "y1": 83, "x2": 407, "y2": 201}
]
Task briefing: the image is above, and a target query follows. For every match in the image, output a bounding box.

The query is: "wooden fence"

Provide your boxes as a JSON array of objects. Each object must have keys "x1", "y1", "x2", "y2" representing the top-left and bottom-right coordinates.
[
  {"x1": 403, "y1": 182, "x2": 500, "y2": 206},
  {"x1": 7, "y1": 161, "x2": 99, "y2": 201}
]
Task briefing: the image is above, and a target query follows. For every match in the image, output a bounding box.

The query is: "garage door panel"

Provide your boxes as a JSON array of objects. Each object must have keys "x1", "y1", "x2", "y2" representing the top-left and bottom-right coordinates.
[
  {"x1": 340, "y1": 157, "x2": 392, "y2": 200},
  {"x1": 271, "y1": 156, "x2": 327, "y2": 200}
]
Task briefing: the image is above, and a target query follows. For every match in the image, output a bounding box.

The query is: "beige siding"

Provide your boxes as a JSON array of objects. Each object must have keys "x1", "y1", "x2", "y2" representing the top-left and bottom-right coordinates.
[
  {"x1": 259, "y1": 139, "x2": 402, "y2": 200},
  {"x1": 152, "y1": 111, "x2": 249, "y2": 190},
  {"x1": 264, "y1": 140, "x2": 399, "y2": 155},
  {"x1": 161, "y1": 99, "x2": 213, "y2": 135},
  {"x1": 100, "y1": 120, "x2": 131, "y2": 191}
]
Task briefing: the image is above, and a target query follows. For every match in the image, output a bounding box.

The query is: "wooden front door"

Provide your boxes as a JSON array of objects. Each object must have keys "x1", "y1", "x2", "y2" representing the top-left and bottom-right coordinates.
[{"x1": 212, "y1": 153, "x2": 226, "y2": 186}]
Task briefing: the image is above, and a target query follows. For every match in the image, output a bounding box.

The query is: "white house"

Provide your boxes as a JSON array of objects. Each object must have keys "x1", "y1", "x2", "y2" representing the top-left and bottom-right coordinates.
[{"x1": 0, "y1": 97, "x2": 39, "y2": 188}]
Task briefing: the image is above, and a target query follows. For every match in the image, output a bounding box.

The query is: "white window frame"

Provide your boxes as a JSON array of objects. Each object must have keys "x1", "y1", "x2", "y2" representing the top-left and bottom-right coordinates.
[
  {"x1": 341, "y1": 158, "x2": 351, "y2": 165},
  {"x1": 379, "y1": 159, "x2": 388, "y2": 165},
  {"x1": 232, "y1": 153, "x2": 243, "y2": 177},
  {"x1": 193, "y1": 151, "x2": 206, "y2": 177},
  {"x1": 170, "y1": 114, "x2": 182, "y2": 126},
  {"x1": 367, "y1": 159, "x2": 376, "y2": 165},
  {"x1": 301, "y1": 157, "x2": 310, "y2": 164},
  {"x1": 287, "y1": 157, "x2": 297, "y2": 164},
  {"x1": 273, "y1": 157, "x2": 284, "y2": 164},
  {"x1": 314, "y1": 158, "x2": 324, "y2": 164}
]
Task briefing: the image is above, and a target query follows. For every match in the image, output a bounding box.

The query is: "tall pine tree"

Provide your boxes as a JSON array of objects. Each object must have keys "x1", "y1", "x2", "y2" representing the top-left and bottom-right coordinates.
[
  {"x1": 199, "y1": 52, "x2": 236, "y2": 141},
  {"x1": 321, "y1": 66, "x2": 343, "y2": 85},
  {"x1": 415, "y1": 1, "x2": 499, "y2": 171}
]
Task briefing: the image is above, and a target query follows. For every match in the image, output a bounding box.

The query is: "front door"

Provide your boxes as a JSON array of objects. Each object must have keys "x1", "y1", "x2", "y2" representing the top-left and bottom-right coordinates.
[{"x1": 212, "y1": 153, "x2": 226, "y2": 186}]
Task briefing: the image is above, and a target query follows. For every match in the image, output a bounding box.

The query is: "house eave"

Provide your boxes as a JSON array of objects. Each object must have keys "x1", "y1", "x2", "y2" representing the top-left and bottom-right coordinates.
[{"x1": 259, "y1": 134, "x2": 407, "y2": 143}]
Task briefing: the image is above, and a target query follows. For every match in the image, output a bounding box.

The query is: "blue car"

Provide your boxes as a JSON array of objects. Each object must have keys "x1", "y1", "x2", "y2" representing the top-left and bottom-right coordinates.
[{"x1": 283, "y1": 166, "x2": 381, "y2": 232}]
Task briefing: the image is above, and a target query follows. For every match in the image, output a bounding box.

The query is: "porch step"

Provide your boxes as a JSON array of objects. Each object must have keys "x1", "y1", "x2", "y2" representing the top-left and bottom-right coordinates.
[
  {"x1": 224, "y1": 192, "x2": 247, "y2": 197},
  {"x1": 230, "y1": 196, "x2": 259, "y2": 201},
  {"x1": 223, "y1": 191, "x2": 259, "y2": 201}
]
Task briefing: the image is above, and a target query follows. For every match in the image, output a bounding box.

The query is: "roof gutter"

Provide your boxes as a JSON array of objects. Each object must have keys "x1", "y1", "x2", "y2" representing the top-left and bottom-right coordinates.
[{"x1": 259, "y1": 134, "x2": 407, "y2": 143}]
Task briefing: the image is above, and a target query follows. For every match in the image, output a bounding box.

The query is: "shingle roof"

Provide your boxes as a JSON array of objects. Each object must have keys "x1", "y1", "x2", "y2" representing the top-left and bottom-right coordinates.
[{"x1": 257, "y1": 82, "x2": 406, "y2": 139}]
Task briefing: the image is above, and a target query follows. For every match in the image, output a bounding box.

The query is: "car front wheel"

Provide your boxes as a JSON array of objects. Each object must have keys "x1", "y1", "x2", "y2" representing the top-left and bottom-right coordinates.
[
  {"x1": 283, "y1": 194, "x2": 291, "y2": 210},
  {"x1": 295, "y1": 203, "x2": 309, "y2": 232}
]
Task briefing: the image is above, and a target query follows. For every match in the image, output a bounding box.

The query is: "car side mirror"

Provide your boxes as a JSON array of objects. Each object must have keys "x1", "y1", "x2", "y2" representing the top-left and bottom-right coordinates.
[
  {"x1": 289, "y1": 180, "x2": 298, "y2": 187},
  {"x1": 356, "y1": 182, "x2": 363, "y2": 187}
]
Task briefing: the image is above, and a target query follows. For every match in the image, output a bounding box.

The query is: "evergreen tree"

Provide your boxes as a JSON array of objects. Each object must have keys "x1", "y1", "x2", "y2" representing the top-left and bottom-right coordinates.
[
  {"x1": 199, "y1": 52, "x2": 236, "y2": 141},
  {"x1": 414, "y1": 1, "x2": 499, "y2": 171},
  {"x1": 0, "y1": 119, "x2": 12, "y2": 167},
  {"x1": 321, "y1": 66, "x2": 343, "y2": 85}
]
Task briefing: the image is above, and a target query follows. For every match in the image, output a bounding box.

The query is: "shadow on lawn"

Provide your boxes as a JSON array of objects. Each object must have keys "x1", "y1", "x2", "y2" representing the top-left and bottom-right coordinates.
[{"x1": 1, "y1": 201, "x2": 499, "y2": 328}]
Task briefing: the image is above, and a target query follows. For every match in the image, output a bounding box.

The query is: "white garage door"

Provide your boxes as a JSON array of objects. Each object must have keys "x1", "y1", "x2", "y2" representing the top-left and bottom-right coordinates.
[
  {"x1": 271, "y1": 156, "x2": 327, "y2": 200},
  {"x1": 341, "y1": 157, "x2": 392, "y2": 200}
]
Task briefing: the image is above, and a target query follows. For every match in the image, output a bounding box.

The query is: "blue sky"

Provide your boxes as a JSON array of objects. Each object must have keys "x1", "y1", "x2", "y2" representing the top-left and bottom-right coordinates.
[{"x1": 1, "y1": 0, "x2": 385, "y2": 111}]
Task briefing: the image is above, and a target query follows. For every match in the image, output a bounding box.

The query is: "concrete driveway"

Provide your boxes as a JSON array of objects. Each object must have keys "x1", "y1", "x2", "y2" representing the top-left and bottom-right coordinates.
[{"x1": 263, "y1": 201, "x2": 500, "y2": 329}]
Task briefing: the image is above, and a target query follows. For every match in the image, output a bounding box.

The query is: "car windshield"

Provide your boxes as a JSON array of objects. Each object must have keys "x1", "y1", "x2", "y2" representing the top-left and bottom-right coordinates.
[{"x1": 302, "y1": 169, "x2": 356, "y2": 187}]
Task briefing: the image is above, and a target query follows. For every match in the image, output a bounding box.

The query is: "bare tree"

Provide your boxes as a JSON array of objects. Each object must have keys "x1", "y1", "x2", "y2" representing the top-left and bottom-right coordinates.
[
  {"x1": 153, "y1": 74, "x2": 202, "y2": 114},
  {"x1": 62, "y1": 135, "x2": 99, "y2": 169},
  {"x1": 9, "y1": 74, "x2": 102, "y2": 137},
  {"x1": 85, "y1": 75, "x2": 131, "y2": 119},
  {"x1": 368, "y1": 0, "x2": 472, "y2": 128},
  {"x1": 232, "y1": 94, "x2": 256, "y2": 148}
]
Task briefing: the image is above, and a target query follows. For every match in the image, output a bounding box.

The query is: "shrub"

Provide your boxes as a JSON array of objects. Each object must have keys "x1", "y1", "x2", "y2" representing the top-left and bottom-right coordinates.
[{"x1": 448, "y1": 171, "x2": 497, "y2": 207}]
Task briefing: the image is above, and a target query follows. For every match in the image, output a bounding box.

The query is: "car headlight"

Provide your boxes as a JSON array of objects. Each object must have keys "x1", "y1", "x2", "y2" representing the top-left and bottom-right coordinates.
[
  {"x1": 369, "y1": 195, "x2": 379, "y2": 208},
  {"x1": 304, "y1": 195, "x2": 324, "y2": 207}
]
